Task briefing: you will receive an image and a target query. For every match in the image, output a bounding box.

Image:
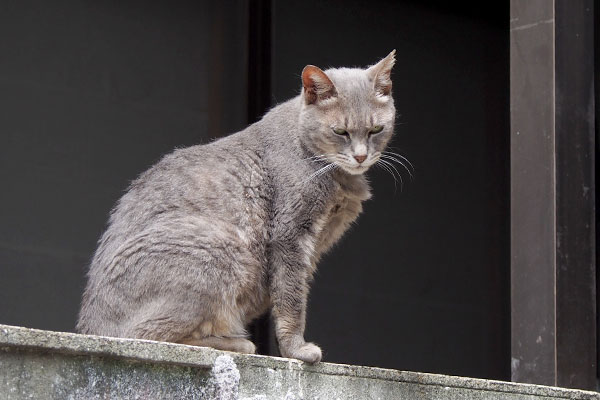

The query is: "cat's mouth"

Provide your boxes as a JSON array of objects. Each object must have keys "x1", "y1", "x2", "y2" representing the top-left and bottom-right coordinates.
[
  {"x1": 334, "y1": 154, "x2": 378, "y2": 175},
  {"x1": 344, "y1": 164, "x2": 369, "y2": 175}
]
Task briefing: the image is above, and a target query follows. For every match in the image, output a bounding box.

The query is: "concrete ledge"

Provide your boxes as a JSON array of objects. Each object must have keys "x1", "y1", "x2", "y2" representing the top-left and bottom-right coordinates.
[{"x1": 1, "y1": 324, "x2": 598, "y2": 399}]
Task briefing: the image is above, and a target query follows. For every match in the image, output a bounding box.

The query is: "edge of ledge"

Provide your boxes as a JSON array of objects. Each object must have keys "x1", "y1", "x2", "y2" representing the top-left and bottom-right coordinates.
[{"x1": 0, "y1": 324, "x2": 598, "y2": 399}]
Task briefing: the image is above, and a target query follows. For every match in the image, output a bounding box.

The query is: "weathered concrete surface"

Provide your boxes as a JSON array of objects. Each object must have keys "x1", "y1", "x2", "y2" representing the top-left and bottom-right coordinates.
[{"x1": 0, "y1": 324, "x2": 598, "y2": 399}]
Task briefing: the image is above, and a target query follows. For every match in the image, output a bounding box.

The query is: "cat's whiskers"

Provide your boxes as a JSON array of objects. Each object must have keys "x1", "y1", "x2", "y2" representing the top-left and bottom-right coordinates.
[
  {"x1": 382, "y1": 150, "x2": 413, "y2": 166},
  {"x1": 334, "y1": 153, "x2": 362, "y2": 170},
  {"x1": 383, "y1": 150, "x2": 414, "y2": 171},
  {"x1": 303, "y1": 155, "x2": 326, "y2": 162},
  {"x1": 381, "y1": 152, "x2": 414, "y2": 180},
  {"x1": 378, "y1": 158, "x2": 404, "y2": 191},
  {"x1": 302, "y1": 153, "x2": 336, "y2": 163},
  {"x1": 375, "y1": 159, "x2": 398, "y2": 192},
  {"x1": 320, "y1": 163, "x2": 338, "y2": 177},
  {"x1": 380, "y1": 155, "x2": 413, "y2": 181},
  {"x1": 302, "y1": 153, "x2": 339, "y2": 183},
  {"x1": 335, "y1": 153, "x2": 352, "y2": 162},
  {"x1": 310, "y1": 157, "x2": 331, "y2": 165},
  {"x1": 306, "y1": 162, "x2": 336, "y2": 182}
]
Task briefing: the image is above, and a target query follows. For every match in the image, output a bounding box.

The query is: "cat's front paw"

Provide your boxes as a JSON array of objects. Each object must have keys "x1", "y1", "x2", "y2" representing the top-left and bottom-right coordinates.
[{"x1": 282, "y1": 341, "x2": 322, "y2": 364}]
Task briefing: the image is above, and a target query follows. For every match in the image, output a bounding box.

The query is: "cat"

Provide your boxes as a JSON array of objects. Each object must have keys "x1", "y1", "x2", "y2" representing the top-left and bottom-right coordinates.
[{"x1": 77, "y1": 51, "x2": 397, "y2": 363}]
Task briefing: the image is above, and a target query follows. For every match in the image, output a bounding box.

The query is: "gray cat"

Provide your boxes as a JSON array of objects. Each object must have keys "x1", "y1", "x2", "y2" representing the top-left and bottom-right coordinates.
[{"x1": 77, "y1": 51, "x2": 398, "y2": 363}]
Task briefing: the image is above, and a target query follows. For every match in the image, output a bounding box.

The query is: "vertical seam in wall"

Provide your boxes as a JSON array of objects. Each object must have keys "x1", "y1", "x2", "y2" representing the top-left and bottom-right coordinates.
[
  {"x1": 552, "y1": 0, "x2": 558, "y2": 387},
  {"x1": 509, "y1": 5, "x2": 512, "y2": 382}
]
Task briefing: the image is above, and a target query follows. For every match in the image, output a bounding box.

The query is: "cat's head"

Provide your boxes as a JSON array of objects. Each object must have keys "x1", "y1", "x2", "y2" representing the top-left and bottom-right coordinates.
[{"x1": 299, "y1": 51, "x2": 396, "y2": 176}]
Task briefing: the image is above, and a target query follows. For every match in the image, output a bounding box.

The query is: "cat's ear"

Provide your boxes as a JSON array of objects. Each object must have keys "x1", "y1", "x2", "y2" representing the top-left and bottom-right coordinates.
[
  {"x1": 367, "y1": 50, "x2": 396, "y2": 97},
  {"x1": 302, "y1": 65, "x2": 338, "y2": 105}
]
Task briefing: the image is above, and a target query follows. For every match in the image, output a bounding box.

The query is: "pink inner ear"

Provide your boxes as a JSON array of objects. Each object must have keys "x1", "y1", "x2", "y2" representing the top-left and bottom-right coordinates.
[
  {"x1": 302, "y1": 65, "x2": 321, "y2": 90},
  {"x1": 375, "y1": 72, "x2": 392, "y2": 96},
  {"x1": 368, "y1": 51, "x2": 396, "y2": 96},
  {"x1": 302, "y1": 65, "x2": 337, "y2": 104}
]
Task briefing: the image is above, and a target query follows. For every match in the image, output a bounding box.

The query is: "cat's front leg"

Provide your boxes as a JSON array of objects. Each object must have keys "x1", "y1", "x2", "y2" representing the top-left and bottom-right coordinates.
[{"x1": 269, "y1": 240, "x2": 322, "y2": 363}]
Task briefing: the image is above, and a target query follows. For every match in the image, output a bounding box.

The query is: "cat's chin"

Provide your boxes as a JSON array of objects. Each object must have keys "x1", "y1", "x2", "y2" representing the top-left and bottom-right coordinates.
[{"x1": 340, "y1": 164, "x2": 369, "y2": 175}]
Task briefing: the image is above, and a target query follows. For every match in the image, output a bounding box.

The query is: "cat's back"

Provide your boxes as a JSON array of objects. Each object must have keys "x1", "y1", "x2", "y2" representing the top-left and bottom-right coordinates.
[
  {"x1": 78, "y1": 129, "x2": 273, "y2": 335},
  {"x1": 86, "y1": 129, "x2": 274, "y2": 291},
  {"x1": 107, "y1": 129, "x2": 268, "y2": 233}
]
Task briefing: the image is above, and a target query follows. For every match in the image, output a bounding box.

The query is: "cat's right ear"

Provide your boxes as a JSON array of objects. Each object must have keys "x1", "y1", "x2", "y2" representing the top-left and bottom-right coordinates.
[
  {"x1": 367, "y1": 50, "x2": 396, "y2": 98},
  {"x1": 302, "y1": 65, "x2": 338, "y2": 105}
]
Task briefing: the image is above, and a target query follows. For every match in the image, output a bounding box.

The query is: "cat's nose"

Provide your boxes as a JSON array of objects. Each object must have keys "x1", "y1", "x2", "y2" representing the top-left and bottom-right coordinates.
[{"x1": 354, "y1": 154, "x2": 367, "y2": 164}]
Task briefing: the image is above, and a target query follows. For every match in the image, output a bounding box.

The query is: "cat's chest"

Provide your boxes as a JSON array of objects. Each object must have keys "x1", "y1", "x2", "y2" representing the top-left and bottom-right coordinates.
[
  {"x1": 310, "y1": 180, "x2": 370, "y2": 243},
  {"x1": 320, "y1": 191, "x2": 361, "y2": 229}
]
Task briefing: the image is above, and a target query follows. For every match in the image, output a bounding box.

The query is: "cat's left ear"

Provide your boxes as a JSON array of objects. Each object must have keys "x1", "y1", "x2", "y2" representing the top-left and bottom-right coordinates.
[
  {"x1": 302, "y1": 65, "x2": 338, "y2": 105},
  {"x1": 367, "y1": 50, "x2": 396, "y2": 97}
]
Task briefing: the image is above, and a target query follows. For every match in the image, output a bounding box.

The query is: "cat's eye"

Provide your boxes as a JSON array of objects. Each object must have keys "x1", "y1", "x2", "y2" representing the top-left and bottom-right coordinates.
[
  {"x1": 332, "y1": 127, "x2": 349, "y2": 136},
  {"x1": 369, "y1": 125, "x2": 384, "y2": 135}
]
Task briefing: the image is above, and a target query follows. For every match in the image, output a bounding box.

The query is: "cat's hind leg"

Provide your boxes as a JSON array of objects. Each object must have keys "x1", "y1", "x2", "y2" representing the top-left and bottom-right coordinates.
[
  {"x1": 124, "y1": 300, "x2": 257, "y2": 355},
  {"x1": 176, "y1": 305, "x2": 257, "y2": 354},
  {"x1": 179, "y1": 336, "x2": 256, "y2": 354},
  {"x1": 116, "y1": 216, "x2": 263, "y2": 352},
  {"x1": 123, "y1": 298, "x2": 203, "y2": 343}
]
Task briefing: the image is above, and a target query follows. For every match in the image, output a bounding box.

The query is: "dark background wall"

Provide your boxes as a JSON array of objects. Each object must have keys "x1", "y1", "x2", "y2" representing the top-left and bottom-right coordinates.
[
  {"x1": 0, "y1": 0, "x2": 510, "y2": 381},
  {"x1": 0, "y1": 0, "x2": 249, "y2": 331}
]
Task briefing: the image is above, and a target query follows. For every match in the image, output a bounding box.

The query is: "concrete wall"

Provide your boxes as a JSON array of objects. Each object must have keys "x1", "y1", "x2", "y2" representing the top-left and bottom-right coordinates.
[{"x1": 0, "y1": 324, "x2": 597, "y2": 400}]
